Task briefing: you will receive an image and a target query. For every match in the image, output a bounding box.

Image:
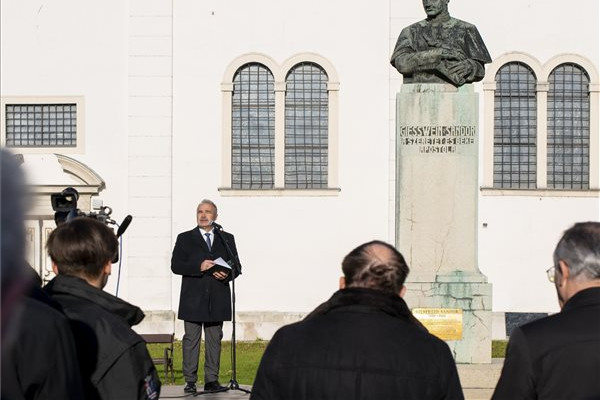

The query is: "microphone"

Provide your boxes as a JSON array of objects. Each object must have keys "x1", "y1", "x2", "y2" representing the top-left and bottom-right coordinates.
[
  {"x1": 116, "y1": 215, "x2": 133, "y2": 238},
  {"x1": 211, "y1": 221, "x2": 223, "y2": 231}
]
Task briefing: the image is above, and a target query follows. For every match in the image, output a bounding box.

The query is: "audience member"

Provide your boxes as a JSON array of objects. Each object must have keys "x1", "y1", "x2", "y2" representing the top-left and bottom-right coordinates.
[
  {"x1": 492, "y1": 222, "x2": 600, "y2": 399},
  {"x1": 44, "y1": 217, "x2": 161, "y2": 400},
  {"x1": 251, "y1": 240, "x2": 464, "y2": 400},
  {"x1": 1, "y1": 149, "x2": 84, "y2": 399}
]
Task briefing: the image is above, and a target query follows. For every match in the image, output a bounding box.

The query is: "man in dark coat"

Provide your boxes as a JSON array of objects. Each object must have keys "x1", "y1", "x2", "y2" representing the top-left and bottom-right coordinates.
[
  {"x1": 492, "y1": 222, "x2": 600, "y2": 399},
  {"x1": 390, "y1": 0, "x2": 491, "y2": 86},
  {"x1": 171, "y1": 199, "x2": 241, "y2": 393},
  {"x1": 44, "y1": 217, "x2": 161, "y2": 400},
  {"x1": 251, "y1": 240, "x2": 463, "y2": 400}
]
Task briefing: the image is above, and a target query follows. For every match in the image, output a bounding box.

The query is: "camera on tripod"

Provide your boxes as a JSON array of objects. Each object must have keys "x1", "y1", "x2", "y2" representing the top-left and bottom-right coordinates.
[
  {"x1": 50, "y1": 187, "x2": 133, "y2": 292},
  {"x1": 51, "y1": 187, "x2": 132, "y2": 238},
  {"x1": 51, "y1": 187, "x2": 114, "y2": 226}
]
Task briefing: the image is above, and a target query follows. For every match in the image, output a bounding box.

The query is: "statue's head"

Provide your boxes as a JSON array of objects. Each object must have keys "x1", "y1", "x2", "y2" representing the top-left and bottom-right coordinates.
[{"x1": 422, "y1": 0, "x2": 449, "y2": 18}]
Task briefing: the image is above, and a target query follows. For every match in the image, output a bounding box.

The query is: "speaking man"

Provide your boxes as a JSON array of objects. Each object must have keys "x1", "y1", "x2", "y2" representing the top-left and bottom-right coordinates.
[
  {"x1": 44, "y1": 217, "x2": 160, "y2": 400},
  {"x1": 171, "y1": 199, "x2": 241, "y2": 393},
  {"x1": 251, "y1": 240, "x2": 463, "y2": 400},
  {"x1": 492, "y1": 222, "x2": 600, "y2": 399}
]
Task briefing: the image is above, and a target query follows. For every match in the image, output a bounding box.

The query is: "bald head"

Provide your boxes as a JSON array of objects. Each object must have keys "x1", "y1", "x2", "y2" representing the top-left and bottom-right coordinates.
[{"x1": 341, "y1": 241, "x2": 409, "y2": 294}]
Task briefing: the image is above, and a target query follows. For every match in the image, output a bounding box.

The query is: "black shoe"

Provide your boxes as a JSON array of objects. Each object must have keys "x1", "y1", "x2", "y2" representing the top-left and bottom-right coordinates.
[
  {"x1": 203, "y1": 381, "x2": 227, "y2": 392},
  {"x1": 183, "y1": 382, "x2": 197, "y2": 393}
]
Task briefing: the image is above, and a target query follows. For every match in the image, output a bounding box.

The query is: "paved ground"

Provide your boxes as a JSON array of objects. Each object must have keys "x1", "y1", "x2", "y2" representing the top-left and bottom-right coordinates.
[
  {"x1": 160, "y1": 384, "x2": 252, "y2": 399},
  {"x1": 159, "y1": 385, "x2": 493, "y2": 400},
  {"x1": 159, "y1": 359, "x2": 504, "y2": 399}
]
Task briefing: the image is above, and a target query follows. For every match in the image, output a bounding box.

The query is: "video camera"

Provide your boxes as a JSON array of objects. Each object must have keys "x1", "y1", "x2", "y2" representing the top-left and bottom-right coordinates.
[
  {"x1": 51, "y1": 187, "x2": 132, "y2": 238},
  {"x1": 51, "y1": 187, "x2": 133, "y2": 293}
]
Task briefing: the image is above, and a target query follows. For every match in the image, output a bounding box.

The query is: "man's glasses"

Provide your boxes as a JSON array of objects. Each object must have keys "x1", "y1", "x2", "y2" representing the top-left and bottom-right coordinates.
[{"x1": 546, "y1": 266, "x2": 556, "y2": 283}]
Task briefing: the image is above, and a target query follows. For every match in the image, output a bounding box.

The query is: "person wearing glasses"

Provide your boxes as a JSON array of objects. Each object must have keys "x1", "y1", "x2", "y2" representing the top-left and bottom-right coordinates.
[{"x1": 492, "y1": 222, "x2": 600, "y2": 399}]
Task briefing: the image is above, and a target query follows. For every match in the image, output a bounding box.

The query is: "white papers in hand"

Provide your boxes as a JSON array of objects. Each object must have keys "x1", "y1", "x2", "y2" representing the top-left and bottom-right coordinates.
[{"x1": 213, "y1": 257, "x2": 232, "y2": 269}]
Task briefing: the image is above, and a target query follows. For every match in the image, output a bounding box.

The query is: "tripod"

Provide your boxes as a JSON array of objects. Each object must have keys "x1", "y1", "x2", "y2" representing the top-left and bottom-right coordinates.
[{"x1": 212, "y1": 224, "x2": 251, "y2": 395}]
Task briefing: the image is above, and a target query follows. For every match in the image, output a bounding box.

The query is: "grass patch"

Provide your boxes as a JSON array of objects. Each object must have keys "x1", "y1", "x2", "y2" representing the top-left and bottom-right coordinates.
[
  {"x1": 492, "y1": 340, "x2": 508, "y2": 358},
  {"x1": 147, "y1": 340, "x2": 268, "y2": 386},
  {"x1": 148, "y1": 339, "x2": 509, "y2": 385}
]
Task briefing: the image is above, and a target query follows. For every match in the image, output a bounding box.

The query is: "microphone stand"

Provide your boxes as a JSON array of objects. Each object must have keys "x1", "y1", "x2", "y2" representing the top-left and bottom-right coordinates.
[{"x1": 211, "y1": 224, "x2": 251, "y2": 395}]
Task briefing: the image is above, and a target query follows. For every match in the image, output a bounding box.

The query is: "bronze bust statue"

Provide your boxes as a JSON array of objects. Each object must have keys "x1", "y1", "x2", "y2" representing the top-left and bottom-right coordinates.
[{"x1": 390, "y1": 0, "x2": 491, "y2": 87}]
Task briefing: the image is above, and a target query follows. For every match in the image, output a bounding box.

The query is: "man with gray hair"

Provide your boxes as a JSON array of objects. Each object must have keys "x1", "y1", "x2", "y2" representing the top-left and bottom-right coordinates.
[
  {"x1": 171, "y1": 199, "x2": 242, "y2": 393},
  {"x1": 493, "y1": 222, "x2": 600, "y2": 399},
  {"x1": 251, "y1": 240, "x2": 463, "y2": 400}
]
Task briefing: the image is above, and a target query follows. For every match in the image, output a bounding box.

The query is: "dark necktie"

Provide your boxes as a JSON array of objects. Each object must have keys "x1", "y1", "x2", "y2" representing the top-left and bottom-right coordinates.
[{"x1": 205, "y1": 233, "x2": 212, "y2": 251}]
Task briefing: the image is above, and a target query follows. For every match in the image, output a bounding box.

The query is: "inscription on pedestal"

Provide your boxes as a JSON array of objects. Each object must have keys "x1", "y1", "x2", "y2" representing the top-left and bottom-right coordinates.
[
  {"x1": 399, "y1": 125, "x2": 476, "y2": 154},
  {"x1": 413, "y1": 308, "x2": 463, "y2": 341}
]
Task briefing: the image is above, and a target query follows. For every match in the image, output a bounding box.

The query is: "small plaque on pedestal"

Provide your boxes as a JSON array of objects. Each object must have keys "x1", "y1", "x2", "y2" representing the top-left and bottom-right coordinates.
[{"x1": 413, "y1": 308, "x2": 463, "y2": 340}]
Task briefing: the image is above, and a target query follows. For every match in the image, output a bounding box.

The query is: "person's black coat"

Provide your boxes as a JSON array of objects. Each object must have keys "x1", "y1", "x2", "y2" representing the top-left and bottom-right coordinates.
[
  {"x1": 1, "y1": 291, "x2": 84, "y2": 400},
  {"x1": 44, "y1": 275, "x2": 160, "y2": 400},
  {"x1": 171, "y1": 227, "x2": 241, "y2": 322},
  {"x1": 492, "y1": 287, "x2": 600, "y2": 400},
  {"x1": 251, "y1": 288, "x2": 464, "y2": 400}
]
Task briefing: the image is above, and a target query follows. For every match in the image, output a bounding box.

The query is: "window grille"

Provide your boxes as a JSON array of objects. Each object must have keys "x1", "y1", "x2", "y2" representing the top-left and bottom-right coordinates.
[
  {"x1": 547, "y1": 63, "x2": 590, "y2": 189},
  {"x1": 5, "y1": 103, "x2": 77, "y2": 147},
  {"x1": 231, "y1": 63, "x2": 275, "y2": 189},
  {"x1": 493, "y1": 62, "x2": 537, "y2": 189},
  {"x1": 284, "y1": 63, "x2": 328, "y2": 189}
]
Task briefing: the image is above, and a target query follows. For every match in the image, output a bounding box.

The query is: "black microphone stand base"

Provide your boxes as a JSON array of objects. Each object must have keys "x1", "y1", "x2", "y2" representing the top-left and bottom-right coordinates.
[
  {"x1": 192, "y1": 379, "x2": 251, "y2": 396},
  {"x1": 193, "y1": 386, "x2": 229, "y2": 396},
  {"x1": 226, "y1": 379, "x2": 252, "y2": 394}
]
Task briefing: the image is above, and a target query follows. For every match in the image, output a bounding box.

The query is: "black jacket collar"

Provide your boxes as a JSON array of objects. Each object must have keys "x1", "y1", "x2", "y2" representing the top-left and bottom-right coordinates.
[
  {"x1": 44, "y1": 274, "x2": 145, "y2": 326},
  {"x1": 562, "y1": 286, "x2": 600, "y2": 313},
  {"x1": 305, "y1": 287, "x2": 427, "y2": 331}
]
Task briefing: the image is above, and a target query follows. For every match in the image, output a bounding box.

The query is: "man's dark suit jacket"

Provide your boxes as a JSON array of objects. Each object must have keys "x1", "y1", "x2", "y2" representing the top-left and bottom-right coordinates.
[
  {"x1": 171, "y1": 227, "x2": 241, "y2": 322},
  {"x1": 492, "y1": 287, "x2": 600, "y2": 399}
]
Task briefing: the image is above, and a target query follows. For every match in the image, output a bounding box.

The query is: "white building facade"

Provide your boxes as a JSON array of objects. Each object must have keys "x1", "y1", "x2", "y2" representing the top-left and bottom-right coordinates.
[{"x1": 2, "y1": 0, "x2": 598, "y2": 338}]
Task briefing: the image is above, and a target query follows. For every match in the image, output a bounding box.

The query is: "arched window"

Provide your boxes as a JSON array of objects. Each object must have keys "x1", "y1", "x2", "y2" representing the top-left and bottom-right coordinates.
[
  {"x1": 222, "y1": 53, "x2": 340, "y2": 194},
  {"x1": 547, "y1": 63, "x2": 590, "y2": 189},
  {"x1": 231, "y1": 63, "x2": 275, "y2": 189},
  {"x1": 284, "y1": 62, "x2": 328, "y2": 189},
  {"x1": 493, "y1": 62, "x2": 537, "y2": 189}
]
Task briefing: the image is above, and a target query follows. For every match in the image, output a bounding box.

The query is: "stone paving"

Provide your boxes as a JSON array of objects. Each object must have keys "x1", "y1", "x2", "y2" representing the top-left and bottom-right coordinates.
[
  {"x1": 159, "y1": 359, "x2": 503, "y2": 399},
  {"x1": 159, "y1": 384, "x2": 252, "y2": 399},
  {"x1": 159, "y1": 385, "x2": 493, "y2": 400}
]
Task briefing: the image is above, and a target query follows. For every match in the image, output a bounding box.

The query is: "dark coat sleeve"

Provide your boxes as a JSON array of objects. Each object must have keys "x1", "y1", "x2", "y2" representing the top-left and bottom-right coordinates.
[
  {"x1": 96, "y1": 341, "x2": 161, "y2": 400},
  {"x1": 492, "y1": 327, "x2": 536, "y2": 400},
  {"x1": 249, "y1": 329, "x2": 283, "y2": 400},
  {"x1": 437, "y1": 341, "x2": 465, "y2": 400},
  {"x1": 217, "y1": 231, "x2": 242, "y2": 281},
  {"x1": 171, "y1": 231, "x2": 211, "y2": 277}
]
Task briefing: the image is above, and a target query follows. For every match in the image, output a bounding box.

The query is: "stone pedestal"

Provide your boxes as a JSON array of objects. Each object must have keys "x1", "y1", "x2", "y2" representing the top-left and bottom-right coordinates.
[{"x1": 395, "y1": 84, "x2": 492, "y2": 363}]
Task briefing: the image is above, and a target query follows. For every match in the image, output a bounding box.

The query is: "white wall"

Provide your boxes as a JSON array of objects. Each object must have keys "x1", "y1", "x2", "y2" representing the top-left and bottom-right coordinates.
[
  {"x1": 172, "y1": 0, "x2": 392, "y2": 312},
  {"x1": 479, "y1": 196, "x2": 600, "y2": 313},
  {"x1": 0, "y1": 0, "x2": 131, "y2": 296},
  {"x1": 472, "y1": 0, "x2": 600, "y2": 313},
  {"x1": 2, "y1": 0, "x2": 598, "y2": 316}
]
